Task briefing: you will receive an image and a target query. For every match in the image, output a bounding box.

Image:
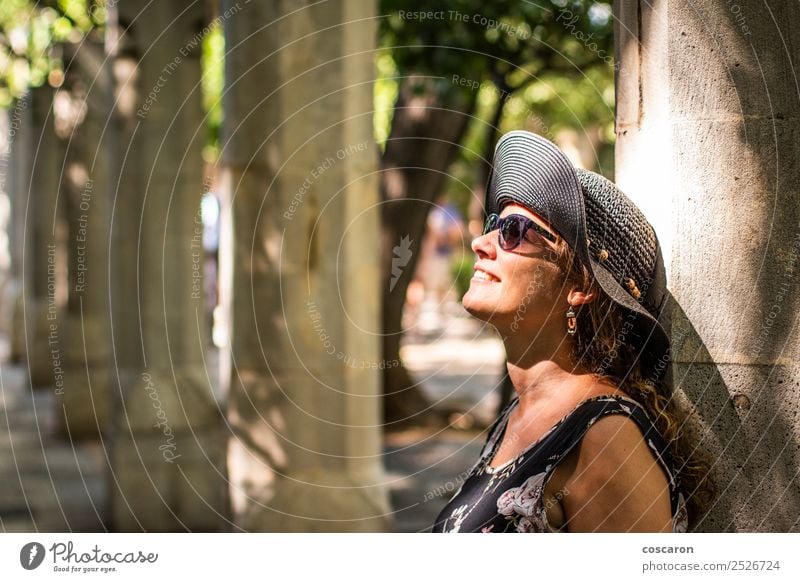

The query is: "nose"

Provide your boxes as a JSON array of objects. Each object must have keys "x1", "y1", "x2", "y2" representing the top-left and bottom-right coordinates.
[{"x1": 471, "y1": 229, "x2": 498, "y2": 260}]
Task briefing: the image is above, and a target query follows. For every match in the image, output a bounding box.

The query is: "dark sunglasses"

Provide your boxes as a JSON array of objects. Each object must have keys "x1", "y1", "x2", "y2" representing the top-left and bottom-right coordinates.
[{"x1": 482, "y1": 213, "x2": 558, "y2": 250}]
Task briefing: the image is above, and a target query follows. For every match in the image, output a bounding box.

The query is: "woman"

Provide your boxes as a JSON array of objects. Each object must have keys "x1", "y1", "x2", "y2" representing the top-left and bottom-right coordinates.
[{"x1": 431, "y1": 131, "x2": 712, "y2": 533}]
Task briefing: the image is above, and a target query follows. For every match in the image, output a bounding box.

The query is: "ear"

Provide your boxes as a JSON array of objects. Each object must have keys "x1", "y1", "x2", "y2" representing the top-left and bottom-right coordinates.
[{"x1": 567, "y1": 287, "x2": 595, "y2": 306}]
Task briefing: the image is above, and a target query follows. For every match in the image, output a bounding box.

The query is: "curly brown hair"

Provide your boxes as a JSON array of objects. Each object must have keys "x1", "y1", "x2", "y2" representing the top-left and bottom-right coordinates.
[{"x1": 549, "y1": 236, "x2": 715, "y2": 529}]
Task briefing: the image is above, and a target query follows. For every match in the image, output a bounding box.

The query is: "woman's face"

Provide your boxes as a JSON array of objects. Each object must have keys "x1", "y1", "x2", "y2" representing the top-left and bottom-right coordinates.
[{"x1": 462, "y1": 203, "x2": 568, "y2": 334}]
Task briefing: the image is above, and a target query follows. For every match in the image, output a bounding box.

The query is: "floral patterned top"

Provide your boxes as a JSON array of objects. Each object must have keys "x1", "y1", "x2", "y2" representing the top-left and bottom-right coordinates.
[{"x1": 431, "y1": 394, "x2": 689, "y2": 533}]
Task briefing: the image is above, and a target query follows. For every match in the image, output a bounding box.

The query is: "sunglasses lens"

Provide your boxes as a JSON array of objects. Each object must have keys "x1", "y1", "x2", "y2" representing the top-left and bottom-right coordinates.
[{"x1": 499, "y1": 216, "x2": 525, "y2": 250}]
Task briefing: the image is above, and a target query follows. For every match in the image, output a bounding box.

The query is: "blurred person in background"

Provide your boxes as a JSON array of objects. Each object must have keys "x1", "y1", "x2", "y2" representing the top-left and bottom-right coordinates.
[{"x1": 412, "y1": 196, "x2": 465, "y2": 332}]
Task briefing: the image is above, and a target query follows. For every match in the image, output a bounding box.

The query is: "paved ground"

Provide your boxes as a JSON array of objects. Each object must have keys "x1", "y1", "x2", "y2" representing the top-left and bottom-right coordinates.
[
  {"x1": 384, "y1": 426, "x2": 485, "y2": 533},
  {"x1": 388, "y1": 299, "x2": 506, "y2": 531},
  {"x1": 0, "y1": 300, "x2": 506, "y2": 532},
  {"x1": 0, "y1": 363, "x2": 108, "y2": 532}
]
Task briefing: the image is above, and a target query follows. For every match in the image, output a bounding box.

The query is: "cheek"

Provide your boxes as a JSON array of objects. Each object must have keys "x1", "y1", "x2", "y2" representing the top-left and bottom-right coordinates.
[{"x1": 505, "y1": 262, "x2": 562, "y2": 304}]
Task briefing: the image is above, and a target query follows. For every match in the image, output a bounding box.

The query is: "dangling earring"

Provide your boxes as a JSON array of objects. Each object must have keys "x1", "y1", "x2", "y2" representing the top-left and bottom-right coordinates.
[{"x1": 566, "y1": 304, "x2": 577, "y2": 335}]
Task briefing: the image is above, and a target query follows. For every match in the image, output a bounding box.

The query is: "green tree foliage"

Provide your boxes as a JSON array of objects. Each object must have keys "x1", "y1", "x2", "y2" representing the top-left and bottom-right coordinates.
[
  {"x1": 0, "y1": 0, "x2": 102, "y2": 108},
  {"x1": 381, "y1": 0, "x2": 612, "y2": 87},
  {"x1": 378, "y1": 0, "x2": 617, "y2": 193},
  {"x1": 0, "y1": 0, "x2": 223, "y2": 158},
  {"x1": 201, "y1": 22, "x2": 224, "y2": 162}
]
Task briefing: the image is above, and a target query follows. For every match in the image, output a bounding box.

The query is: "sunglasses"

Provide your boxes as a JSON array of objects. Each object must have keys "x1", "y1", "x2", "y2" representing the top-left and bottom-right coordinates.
[{"x1": 482, "y1": 213, "x2": 558, "y2": 251}]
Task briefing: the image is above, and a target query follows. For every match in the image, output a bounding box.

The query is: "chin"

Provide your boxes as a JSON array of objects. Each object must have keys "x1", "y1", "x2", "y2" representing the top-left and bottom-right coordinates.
[
  {"x1": 461, "y1": 287, "x2": 503, "y2": 324},
  {"x1": 461, "y1": 300, "x2": 489, "y2": 322}
]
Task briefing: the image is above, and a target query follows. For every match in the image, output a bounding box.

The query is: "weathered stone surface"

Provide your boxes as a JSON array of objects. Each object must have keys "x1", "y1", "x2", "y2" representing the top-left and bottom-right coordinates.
[
  {"x1": 107, "y1": 0, "x2": 225, "y2": 531},
  {"x1": 675, "y1": 361, "x2": 800, "y2": 532},
  {"x1": 222, "y1": 0, "x2": 391, "y2": 531},
  {"x1": 667, "y1": 1, "x2": 800, "y2": 119},
  {"x1": 0, "y1": 110, "x2": 10, "y2": 351},
  {"x1": 7, "y1": 87, "x2": 67, "y2": 389},
  {"x1": 59, "y1": 314, "x2": 112, "y2": 436},
  {"x1": 5, "y1": 93, "x2": 34, "y2": 364},
  {"x1": 615, "y1": 0, "x2": 800, "y2": 531},
  {"x1": 55, "y1": 39, "x2": 115, "y2": 438},
  {"x1": 671, "y1": 118, "x2": 800, "y2": 364},
  {"x1": 112, "y1": 427, "x2": 226, "y2": 532}
]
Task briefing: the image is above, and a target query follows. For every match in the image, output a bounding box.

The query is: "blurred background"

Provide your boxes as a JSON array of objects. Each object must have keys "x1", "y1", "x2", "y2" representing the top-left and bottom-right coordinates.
[{"x1": 0, "y1": 0, "x2": 798, "y2": 533}]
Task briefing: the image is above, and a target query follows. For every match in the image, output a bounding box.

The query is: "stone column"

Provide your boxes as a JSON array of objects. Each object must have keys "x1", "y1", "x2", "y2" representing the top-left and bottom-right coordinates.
[
  {"x1": 221, "y1": 0, "x2": 391, "y2": 531},
  {"x1": 4, "y1": 93, "x2": 33, "y2": 364},
  {"x1": 108, "y1": 0, "x2": 226, "y2": 531},
  {"x1": 0, "y1": 110, "x2": 11, "y2": 352},
  {"x1": 56, "y1": 38, "x2": 114, "y2": 438},
  {"x1": 11, "y1": 86, "x2": 67, "y2": 389},
  {"x1": 614, "y1": 0, "x2": 800, "y2": 531}
]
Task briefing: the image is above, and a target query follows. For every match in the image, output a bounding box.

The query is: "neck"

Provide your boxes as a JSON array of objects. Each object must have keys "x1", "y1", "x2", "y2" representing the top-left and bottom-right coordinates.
[{"x1": 503, "y1": 331, "x2": 600, "y2": 412}]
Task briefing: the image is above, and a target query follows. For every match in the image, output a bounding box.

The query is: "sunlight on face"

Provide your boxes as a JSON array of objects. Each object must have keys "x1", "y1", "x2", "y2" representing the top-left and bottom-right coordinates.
[{"x1": 462, "y1": 203, "x2": 566, "y2": 333}]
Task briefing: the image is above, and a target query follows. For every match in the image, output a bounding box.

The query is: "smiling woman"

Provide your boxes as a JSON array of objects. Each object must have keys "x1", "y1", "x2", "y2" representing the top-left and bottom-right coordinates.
[{"x1": 431, "y1": 131, "x2": 713, "y2": 534}]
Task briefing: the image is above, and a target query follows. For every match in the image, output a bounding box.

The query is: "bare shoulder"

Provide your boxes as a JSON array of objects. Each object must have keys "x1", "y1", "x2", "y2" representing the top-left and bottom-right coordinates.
[
  {"x1": 583, "y1": 412, "x2": 654, "y2": 462},
  {"x1": 559, "y1": 413, "x2": 673, "y2": 532}
]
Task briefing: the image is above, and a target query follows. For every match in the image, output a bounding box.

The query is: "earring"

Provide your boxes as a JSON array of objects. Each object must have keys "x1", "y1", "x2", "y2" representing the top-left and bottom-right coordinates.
[{"x1": 566, "y1": 304, "x2": 577, "y2": 335}]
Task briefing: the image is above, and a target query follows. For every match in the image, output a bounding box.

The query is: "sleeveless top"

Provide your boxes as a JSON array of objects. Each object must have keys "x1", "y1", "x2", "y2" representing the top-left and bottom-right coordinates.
[{"x1": 431, "y1": 394, "x2": 689, "y2": 533}]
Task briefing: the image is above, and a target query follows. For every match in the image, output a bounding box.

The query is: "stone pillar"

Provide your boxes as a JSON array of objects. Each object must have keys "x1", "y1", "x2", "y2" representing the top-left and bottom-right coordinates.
[
  {"x1": 221, "y1": 0, "x2": 391, "y2": 531},
  {"x1": 108, "y1": 0, "x2": 226, "y2": 531},
  {"x1": 11, "y1": 86, "x2": 67, "y2": 389},
  {"x1": 614, "y1": 0, "x2": 800, "y2": 531},
  {"x1": 5, "y1": 93, "x2": 33, "y2": 364},
  {"x1": 56, "y1": 38, "x2": 114, "y2": 438},
  {"x1": 0, "y1": 106, "x2": 13, "y2": 355}
]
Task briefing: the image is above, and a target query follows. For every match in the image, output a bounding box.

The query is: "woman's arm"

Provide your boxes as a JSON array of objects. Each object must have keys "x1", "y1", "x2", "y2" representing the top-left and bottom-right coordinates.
[{"x1": 559, "y1": 414, "x2": 674, "y2": 532}]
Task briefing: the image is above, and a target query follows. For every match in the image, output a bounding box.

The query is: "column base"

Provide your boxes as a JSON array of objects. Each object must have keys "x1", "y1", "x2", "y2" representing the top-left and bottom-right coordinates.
[
  {"x1": 229, "y1": 438, "x2": 392, "y2": 532},
  {"x1": 111, "y1": 367, "x2": 228, "y2": 531},
  {"x1": 57, "y1": 314, "x2": 113, "y2": 438},
  {"x1": 17, "y1": 299, "x2": 64, "y2": 388}
]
